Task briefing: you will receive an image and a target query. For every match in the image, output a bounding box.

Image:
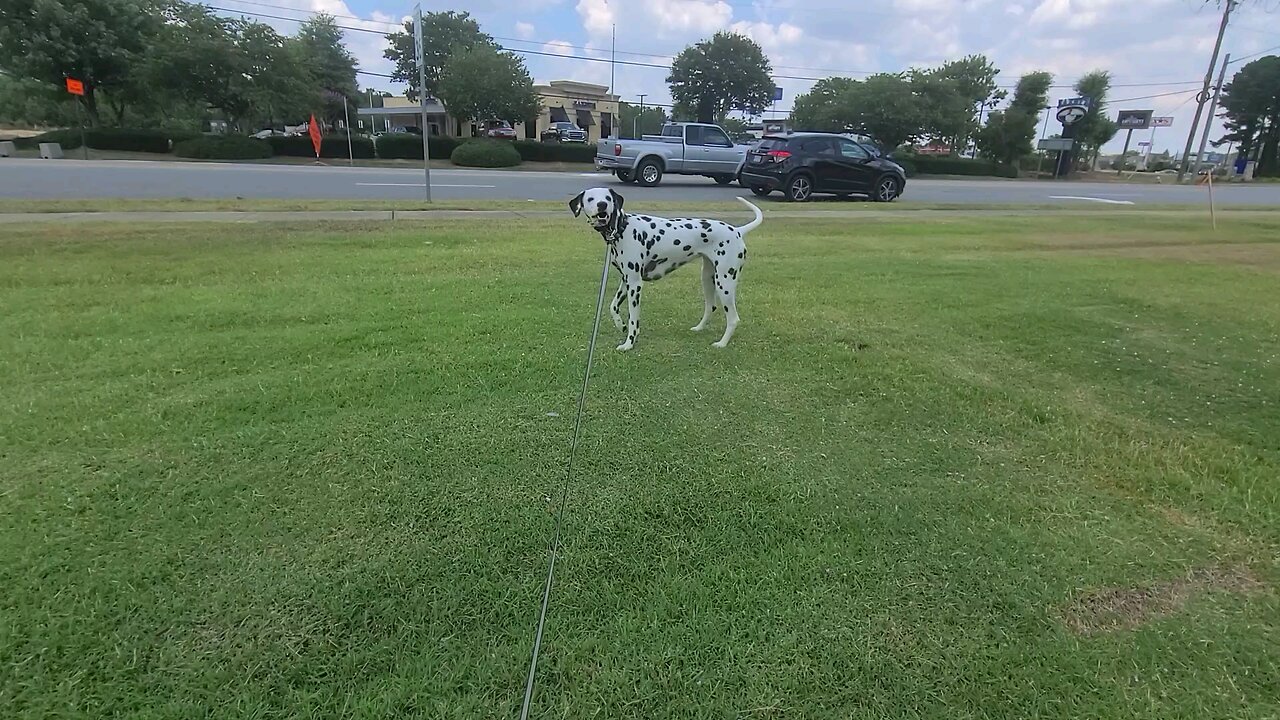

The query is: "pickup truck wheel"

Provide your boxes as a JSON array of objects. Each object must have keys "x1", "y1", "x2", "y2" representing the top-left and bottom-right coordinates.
[
  {"x1": 637, "y1": 160, "x2": 663, "y2": 187},
  {"x1": 616, "y1": 169, "x2": 635, "y2": 183},
  {"x1": 713, "y1": 174, "x2": 734, "y2": 185},
  {"x1": 785, "y1": 174, "x2": 814, "y2": 202}
]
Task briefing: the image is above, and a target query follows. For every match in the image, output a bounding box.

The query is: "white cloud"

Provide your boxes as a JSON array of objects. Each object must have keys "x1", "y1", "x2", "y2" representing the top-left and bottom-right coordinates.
[{"x1": 515, "y1": 21, "x2": 536, "y2": 39}]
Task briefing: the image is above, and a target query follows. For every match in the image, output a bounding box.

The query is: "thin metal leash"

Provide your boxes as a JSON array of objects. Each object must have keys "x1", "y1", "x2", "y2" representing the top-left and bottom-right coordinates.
[{"x1": 519, "y1": 242, "x2": 612, "y2": 720}]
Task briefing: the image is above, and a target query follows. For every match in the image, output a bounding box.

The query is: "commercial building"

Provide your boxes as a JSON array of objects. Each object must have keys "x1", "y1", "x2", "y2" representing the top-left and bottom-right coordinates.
[{"x1": 356, "y1": 80, "x2": 620, "y2": 143}]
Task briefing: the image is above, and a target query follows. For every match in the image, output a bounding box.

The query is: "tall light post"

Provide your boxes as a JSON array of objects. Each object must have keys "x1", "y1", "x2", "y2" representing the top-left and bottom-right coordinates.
[{"x1": 1177, "y1": 0, "x2": 1237, "y2": 182}]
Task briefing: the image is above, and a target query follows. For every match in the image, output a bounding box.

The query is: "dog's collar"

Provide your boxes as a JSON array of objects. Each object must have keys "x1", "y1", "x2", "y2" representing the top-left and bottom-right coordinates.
[{"x1": 597, "y1": 212, "x2": 628, "y2": 245}]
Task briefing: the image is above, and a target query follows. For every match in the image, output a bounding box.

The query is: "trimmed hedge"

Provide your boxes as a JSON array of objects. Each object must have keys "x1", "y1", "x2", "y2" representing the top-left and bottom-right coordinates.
[
  {"x1": 892, "y1": 155, "x2": 1018, "y2": 178},
  {"x1": 15, "y1": 127, "x2": 198, "y2": 152},
  {"x1": 373, "y1": 133, "x2": 464, "y2": 160},
  {"x1": 174, "y1": 135, "x2": 272, "y2": 160},
  {"x1": 450, "y1": 140, "x2": 522, "y2": 168},
  {"x1": 512, "y1": 139, "x2": 596, "y2": 163},
  {"x1": 267, "y1": 135, "x2": 375, "y2": 159}
]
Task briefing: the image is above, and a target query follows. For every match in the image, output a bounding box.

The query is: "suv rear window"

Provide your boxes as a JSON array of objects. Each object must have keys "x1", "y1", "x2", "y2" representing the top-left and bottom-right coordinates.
[{"x1": 755, "y1": 138, "x2": 789, "y2": 152}]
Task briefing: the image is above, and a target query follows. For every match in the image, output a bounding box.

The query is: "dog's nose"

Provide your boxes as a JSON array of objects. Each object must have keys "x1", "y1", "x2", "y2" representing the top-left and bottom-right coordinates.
[{"x1": 596, "y1": 202, "x2": 608, "y2": 212}]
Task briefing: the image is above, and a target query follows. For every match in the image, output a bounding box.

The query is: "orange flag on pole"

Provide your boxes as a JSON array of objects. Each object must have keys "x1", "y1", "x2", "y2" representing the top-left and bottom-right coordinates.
[{"x1": 308, "y1": 113, "x2": 323, "y2": 158}]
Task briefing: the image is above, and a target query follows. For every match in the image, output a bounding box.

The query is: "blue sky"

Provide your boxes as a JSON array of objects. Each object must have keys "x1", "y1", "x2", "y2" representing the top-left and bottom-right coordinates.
[{"x1": 213, "y1": 0, "x2": 1280, "y2": 153}]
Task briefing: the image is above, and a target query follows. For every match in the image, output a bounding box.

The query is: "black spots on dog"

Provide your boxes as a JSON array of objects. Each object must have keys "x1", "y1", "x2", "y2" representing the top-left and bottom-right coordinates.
[
  {"x1": 737, "y1": 251, "x2": 745, "y2": 259},
  {"x1": 727, "y1": 267, "x2": 738, "y2": 279},
  {"x1": 683, "y1": 245, "x2": 691, "y2": 252},
  {"x1": 684, "y1": 223, "x2": 694, "y2": 229},
  {"x1": 673, "y1": 238, "x2": 681, "y2": 246},
  {"x1": 700, "y1": 233, "x2": 709, "y2": 242},
  {"x1": 700, "y1": 220, "x2": 711, "y2": 229}
]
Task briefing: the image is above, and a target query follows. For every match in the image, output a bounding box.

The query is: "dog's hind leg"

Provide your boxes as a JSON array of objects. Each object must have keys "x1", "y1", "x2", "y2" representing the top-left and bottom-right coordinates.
[
  {"x1": 691, "y1": 256, "x2": 716, "y2": 332},
  {"x1": 712, "y1": 263, "x2": 742, "y2": 349}
]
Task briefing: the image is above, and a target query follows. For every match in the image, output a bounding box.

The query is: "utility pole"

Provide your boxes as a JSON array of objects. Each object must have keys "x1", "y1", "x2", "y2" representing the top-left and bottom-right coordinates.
[
  {"x1": 413, "y1": 4, "x2": 432, "y2": 201},
  {"x1": 1193, "y1": 52, "x2": 1231, "y2": 177},
  {"x1": 1177, "y1": 0, "x2": 1237, "y2": 182},
  {"x1": 1035, "y1": 105, "x2": 1051, "y2": 177},
  {"x1": 610, "y1": 24, "x2": 617, "y2": 139},
  {"x1": 634, "y1": 93, "x2": 647, "y2": 138}
]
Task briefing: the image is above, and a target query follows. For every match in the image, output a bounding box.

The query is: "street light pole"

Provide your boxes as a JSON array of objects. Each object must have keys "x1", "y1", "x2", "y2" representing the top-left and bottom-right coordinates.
[
  {"x1": 635, "y1": 93, "x2": 646, "y2": 138},
  {"x1": 1035, "y1": 105, "x2": 1051, "y2": 177},
  {"x1": 1177, "y1": 0, "x2": 1237, "y2": 182},
  {"x1": 413, "y1": 4, "x2": 432, "y2": 202}
]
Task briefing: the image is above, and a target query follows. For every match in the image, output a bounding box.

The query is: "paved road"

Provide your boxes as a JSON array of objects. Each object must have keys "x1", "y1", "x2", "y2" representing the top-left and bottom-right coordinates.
[{"x1": 2, "y1": 158, "x2": 1277, "y2": 206}]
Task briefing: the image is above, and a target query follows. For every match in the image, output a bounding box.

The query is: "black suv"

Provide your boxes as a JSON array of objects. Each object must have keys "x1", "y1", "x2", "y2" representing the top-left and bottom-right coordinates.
[{"x1": 739, "y1": 132, "x2": 907, "y2": 202}]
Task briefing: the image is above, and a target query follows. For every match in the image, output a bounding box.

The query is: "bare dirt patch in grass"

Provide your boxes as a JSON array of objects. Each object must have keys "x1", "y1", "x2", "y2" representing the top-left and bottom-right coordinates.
[{"x1": 1060, "y1": 564, "x2": 1265, "y2": 635}]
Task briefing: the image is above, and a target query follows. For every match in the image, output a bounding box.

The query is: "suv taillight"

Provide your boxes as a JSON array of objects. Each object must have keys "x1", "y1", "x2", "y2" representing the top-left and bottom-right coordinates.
[
  {"x1": 766, "y1": 150, "x2": 792, "y2": 162},
  {"x1": 614, "y1": 144, "x2": 622, "y2": 156}
]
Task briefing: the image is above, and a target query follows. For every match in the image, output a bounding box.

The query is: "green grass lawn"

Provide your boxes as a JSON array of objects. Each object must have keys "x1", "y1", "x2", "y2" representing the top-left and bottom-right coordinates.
[{"x1": 1, "y1": 211, "x2": 1278, "y2": 719}]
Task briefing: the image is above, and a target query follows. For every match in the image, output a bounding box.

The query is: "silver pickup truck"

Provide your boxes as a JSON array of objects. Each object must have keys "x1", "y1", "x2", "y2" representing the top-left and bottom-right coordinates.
[{"x1": 596, "y1": 122, "x2": 748, "y2": 187}]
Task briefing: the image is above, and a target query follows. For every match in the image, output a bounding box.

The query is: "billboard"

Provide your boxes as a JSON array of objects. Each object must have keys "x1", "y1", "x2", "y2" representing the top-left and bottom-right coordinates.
[
  {"x1": 1116, "y1": 109, "x2": 1154, "y2": 129},
  {"x1": 1152, "y1": 116, "x2": 1174, "y2": 128}
]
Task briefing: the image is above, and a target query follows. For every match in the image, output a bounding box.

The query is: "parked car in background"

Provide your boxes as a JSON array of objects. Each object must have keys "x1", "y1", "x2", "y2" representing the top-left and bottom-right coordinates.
[
  {"x1": 596, "y1": 122, "x2": 748, "y2": 187},
  {"x1": 482, "y1": 119, "x2": 517, "y2": 140},
  {"x1": 739, "y1": 132, "x2": 907, "y2": 202},
  {"x1": 542, "y1": 121, "x2": 588, "y2": 143}
]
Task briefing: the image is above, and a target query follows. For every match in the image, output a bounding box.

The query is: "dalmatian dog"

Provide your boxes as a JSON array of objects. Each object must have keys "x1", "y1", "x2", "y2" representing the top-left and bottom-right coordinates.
[{"x1": 569, "y1": 188, "x2": 763, "y2": 351}]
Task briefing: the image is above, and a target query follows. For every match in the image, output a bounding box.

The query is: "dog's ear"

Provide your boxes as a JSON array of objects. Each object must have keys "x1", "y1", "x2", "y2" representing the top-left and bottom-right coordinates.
[
  {"x1": 568, "y1": 192, "x2": 584, "y2": 217},
  {"x1": 609, "y1": 189, "x2": 624, "y2": 215}
]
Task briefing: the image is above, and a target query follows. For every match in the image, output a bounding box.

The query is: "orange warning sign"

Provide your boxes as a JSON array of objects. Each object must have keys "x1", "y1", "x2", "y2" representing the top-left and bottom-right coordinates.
[{"x1": 65, "y1": 78, "x2": 85, "y2": 96}]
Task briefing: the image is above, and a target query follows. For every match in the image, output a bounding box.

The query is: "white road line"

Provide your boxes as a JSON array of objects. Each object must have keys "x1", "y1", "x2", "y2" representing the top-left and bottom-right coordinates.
[
  {"x1": 356, "y1": 182, "x2": 497, "y2": 188},
  {"x1": 1048, "y1": 195, "x2": 1136, "y2": 205}
]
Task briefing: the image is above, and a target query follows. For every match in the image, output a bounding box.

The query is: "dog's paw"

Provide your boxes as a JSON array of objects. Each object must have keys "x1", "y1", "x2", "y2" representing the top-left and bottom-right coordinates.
[
  {"x1": 616, "y1": 342, "x2": 634, "y2": 352},
  {"x1": 712, "y1": 340, "x2": 729, "y2": 349},
  {"x1": 690, "y1": 323, "x2": 707, "y2": 332}
]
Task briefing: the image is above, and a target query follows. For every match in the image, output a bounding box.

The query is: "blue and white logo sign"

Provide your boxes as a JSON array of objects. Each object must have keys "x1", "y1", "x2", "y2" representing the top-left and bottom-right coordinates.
[{"x1": 1056, "y1": 96, "x2": 1092, "y2": 125}]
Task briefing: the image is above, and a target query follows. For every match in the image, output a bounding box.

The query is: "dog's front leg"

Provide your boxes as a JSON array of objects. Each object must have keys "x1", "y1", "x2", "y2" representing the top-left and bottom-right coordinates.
[
  {"x1": 618, "y1": 278, "x2": 643, "y2": 351},
  {"x1": 609, "y1": 279, "x2": 626, "y2": 330}
]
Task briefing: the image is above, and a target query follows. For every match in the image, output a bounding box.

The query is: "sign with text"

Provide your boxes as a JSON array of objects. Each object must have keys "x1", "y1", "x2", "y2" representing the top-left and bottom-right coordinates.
[
  {"x1": 1152, "y1": 116, "x2": 1174, "y2": 128},
  {"x1": 1056, "y1": 96, "x2": 1091, "y2": 125},
  {"x1": 65, "y1": 77, "x2": 84, "y2": 96},
  {"x1": 773, "y1": 86, "x2": 784, "y2": 102},
  {"x1": 1038, "y1": 137, "x2": 1075, "y2": 151},
  {"x1": 1116, "y1": 109, "x2": 1153, "y2": 129}
]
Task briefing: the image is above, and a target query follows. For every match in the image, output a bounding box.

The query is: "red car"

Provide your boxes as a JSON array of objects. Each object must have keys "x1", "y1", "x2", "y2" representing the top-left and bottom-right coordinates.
[{"x1": 482, "y1": 119, "x2": 517, "y2": 140}]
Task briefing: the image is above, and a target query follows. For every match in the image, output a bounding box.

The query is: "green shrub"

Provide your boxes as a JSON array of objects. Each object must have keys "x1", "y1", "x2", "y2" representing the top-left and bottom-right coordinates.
[
  {"x1": 373, "y1": 133, "x2": 463, "y2": 160},
  {"x1": 450, "y1": 140, "x2": 522, "y2": 168},
  {"x1": 266, "y1": 135, "x2": 375, "y2": 159},
  {"x1": 15, "y1": 127, "x2": 198, "y2": 152},
  {"x1": 512, "y1": 139, "x2": 597, "y2": 163},
  {"x1": 893, "y1": 155, "x2": 1017, "y2": 178},
  {"x1": 174, "y1": 135, "x2": 272, "y2": 160}
]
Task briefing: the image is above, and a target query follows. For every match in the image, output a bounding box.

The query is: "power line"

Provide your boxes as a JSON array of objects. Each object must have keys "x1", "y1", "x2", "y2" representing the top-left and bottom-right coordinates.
[
  {"x1": 205, "y1": 1, "x2": 1203, "y2": 89},
  {"x1": 1228, "y1": 43, "x2": 1280, "y2": 64}
]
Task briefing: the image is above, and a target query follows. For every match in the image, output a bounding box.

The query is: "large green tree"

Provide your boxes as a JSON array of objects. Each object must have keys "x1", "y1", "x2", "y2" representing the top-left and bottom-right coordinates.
[
  {"x1": 0, "y1": 0, "x2": 159, "y2": 125},
  {"x1": 384, "y1": 11, "x2": 497, "y2": 102},
  {"x1": 1217, "y1": 55, "x2": 1280, "y2": 177},
  {"x1": 790, "y1": 74, "x2": 925, "y2": 149},
  {"x1": 619, "y1": 102, "x2": 669, "y2": 138},
  {"x1": 975, "y1": 71, "x2": 1053, "y2": 165},
  {"x1": 293, "y1": 14, "x2": 358, "y2": 124},
  {"x1": 1071, "y1": 70, "x2": 1119, "y2": 167},
  {"x1": 914, "y1": 54, "x2": 1004, "y2": 153},
  {"x1": 437, "y1": 43, "x2": 539, "y2": 125},
  {"x1": 667, "y1": 32, "x2": 774, "y2": 124}
]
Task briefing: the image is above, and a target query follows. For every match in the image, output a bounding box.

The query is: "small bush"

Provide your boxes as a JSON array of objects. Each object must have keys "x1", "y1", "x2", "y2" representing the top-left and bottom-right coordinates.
[
  {"x1": 266, "y1": 135, "x2": 375, "y2": 159},
  {"x1": 174, "y1": 135, "x2": 272, "y2": 160},
  {"x1": 450, "y1": 140, "x2": 522, "y2": 168},
  {"x1": 15, "y1": 127, "x2": 198, "y2": 152},
  {"x1": 512, "y1": 140, "x2": 597, "y2": 163}
]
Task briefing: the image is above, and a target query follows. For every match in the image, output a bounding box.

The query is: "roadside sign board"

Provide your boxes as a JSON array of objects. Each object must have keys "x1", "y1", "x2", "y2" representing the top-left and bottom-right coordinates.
[
  {"x1": 773, "y1": 87, "x2": 784, "y2": 102},
  {"x1": 1152, "y1": 116, "x2": 1174, "y2": 127},
  {"x1": 1038, "y1": 138, "x2": 1074, "y2": 151},
  {"x1": 1056, "y1": 96, "x2": 1091, "y2": 125},
  {"x1": 65, "y1": 78, "x2": 84, "y2": 96},
  {"x1": 1116, "y1": 109, "x2": 1153, "y2": 129}
]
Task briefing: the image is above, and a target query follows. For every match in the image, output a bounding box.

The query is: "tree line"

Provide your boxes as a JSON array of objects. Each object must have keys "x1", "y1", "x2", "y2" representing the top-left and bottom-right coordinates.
[{"x1": 2, "y1": 2, "x2": 1275, "y2": 174}]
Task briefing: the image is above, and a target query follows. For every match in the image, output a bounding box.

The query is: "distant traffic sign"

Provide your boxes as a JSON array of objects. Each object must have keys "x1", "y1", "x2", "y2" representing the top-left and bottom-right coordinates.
[
  {"x1": 1152, "y1": 116, "x2": 1174, "y2": 127},
  {"x1": 65, "y1": 77, "x2": 84, "y2": 96}
]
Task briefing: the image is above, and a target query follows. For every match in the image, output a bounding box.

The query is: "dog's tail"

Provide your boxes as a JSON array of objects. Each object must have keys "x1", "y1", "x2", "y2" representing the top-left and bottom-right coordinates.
[{"x1": 735, "y1": 196, "x2": 764, "y2": 235}]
